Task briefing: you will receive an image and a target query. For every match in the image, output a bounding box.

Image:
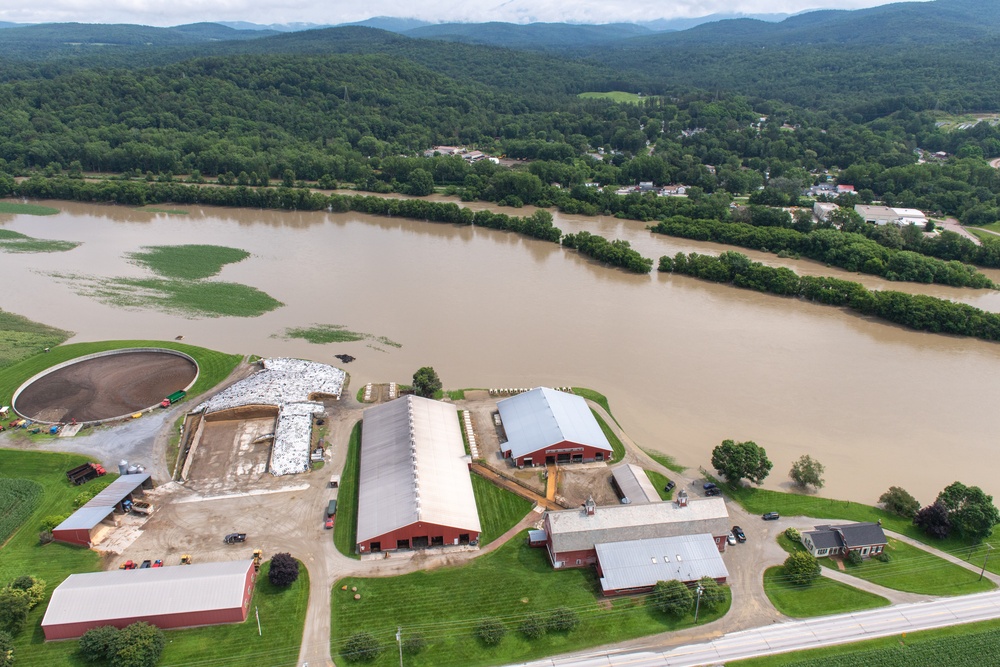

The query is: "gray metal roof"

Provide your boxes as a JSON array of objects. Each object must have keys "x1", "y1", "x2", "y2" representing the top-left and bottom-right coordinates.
[
  {"x1": 357, "y1": 396, "x2": 481, "y2": 544},
  {"x1": 545, "y1": 497, "x2": 730, "y2": 554},
  {"x1": 612, "y1": 464, "x2": 660, "y2": 505},
  {"x1": 41, "y1": 560, "x2": 253, "y2": 627},
  {"x1": 497, "y1": 387, "x2": 612, "y2": 459},
  {"x1": 808, "y1": 523, "x2": 888, "y2": 549},
  {"x1": 596, "y1": 533, "x2": 729, "y2": 593},
  {"x1": 54, "y1": 474, "x2": 151, "y2": 532}
]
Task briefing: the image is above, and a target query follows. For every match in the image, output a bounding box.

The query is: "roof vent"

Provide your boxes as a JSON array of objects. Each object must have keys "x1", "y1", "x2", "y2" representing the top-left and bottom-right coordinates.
[{"x1": 584, "y1": 496, "x2": 596, "y2": 517}]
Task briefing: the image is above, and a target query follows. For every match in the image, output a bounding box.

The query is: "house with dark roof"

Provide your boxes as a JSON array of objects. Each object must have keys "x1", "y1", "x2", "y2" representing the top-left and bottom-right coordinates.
[{"x1": 800, "y1": 522, "x2": 888, "y2": 559}]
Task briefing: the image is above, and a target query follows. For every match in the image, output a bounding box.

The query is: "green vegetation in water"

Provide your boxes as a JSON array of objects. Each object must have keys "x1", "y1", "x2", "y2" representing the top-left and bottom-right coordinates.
[
  {"x1": 0, "y1": 309, "x2": 71, "y2": 369},
  {"x1": 591, "y1": 409, "x2": 626, "y2": 463},
  {"x1": 733, "y1": 618, "x2": 1000, "y2": 667},
  {"x1": 642, "y1": 448, "x2": 686, "y2": 474},
  {"x1": 0, "y1": 229, "x2": 79, "y2": 253},
  {"x1": 333, "y1": 422, "x2": 361, "y2": 559},
  {"x1": 141, "y1": 207, "x2": 188, "y2": 215},
  {"x1": 279, "y1": 323, "x2": 401, "y2": 348},
  {"x1": 644, "y1": 469, "x2": 674, "y2": 501},
  {"x1": 577, "y1": 91, "x2": 650, "y2": 104},
  {"x1": 332, "y1": 529, "x2": 731, "y2": 667},
  {"x1": 0, "y1": 201, "x2": 59, "y2": 215},
  {"x1": 50, "y1": 273, "x2": 283, "y2": 318},
  {"x1": 471, "y1": 474, "x2": 534, "y2": 545},
  {"x1": 761, "y1": 566, "x2": 889, "y2": 618},
  {"x1": 128, "y1": 244, "x2": 249, "y2": 279}
]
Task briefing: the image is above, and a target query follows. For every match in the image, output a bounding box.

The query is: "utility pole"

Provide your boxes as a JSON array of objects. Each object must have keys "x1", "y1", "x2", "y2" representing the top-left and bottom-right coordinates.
[
  {"x1": 255, "y1": 606, "x2": 261, "y2": 636},
  {"x1": 980, "y1": 543, "x2": 993, "y2": 582},
  {"x1": 396, "y1": 626, "x2": 403, "y2": 667},
  {"x1": 693, "y1": 585, "x2": 704, "y2": 623}
]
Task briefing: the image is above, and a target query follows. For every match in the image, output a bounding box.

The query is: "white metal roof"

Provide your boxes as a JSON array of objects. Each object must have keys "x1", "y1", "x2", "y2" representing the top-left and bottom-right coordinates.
[
  {"x1": 41, "y1": 560, "x2": 253, "y2": 627},
  {"x1": 54, "y1": 474, "x2": 151, "y2": 532},
  {"x1": 612, "y1": 464, "x2": 661, "y2": 505},
  {"x1": 596, "y1": 533, "x2": 729, "y2": 593},
  {"x1": 357, "y1": 396, "x2": 481, "y2": 544},
  {"x1": 497, "y1": 388, "x2": 611, "y2": 459}
]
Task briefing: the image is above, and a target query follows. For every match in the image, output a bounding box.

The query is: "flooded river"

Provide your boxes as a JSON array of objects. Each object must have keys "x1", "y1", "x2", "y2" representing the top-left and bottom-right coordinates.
[{"x1": 2, "y1": 199, "x2": 998, "y2": 504}]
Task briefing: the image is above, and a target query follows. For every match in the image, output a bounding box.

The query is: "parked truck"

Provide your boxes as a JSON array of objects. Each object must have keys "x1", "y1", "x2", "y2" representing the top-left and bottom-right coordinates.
[
  {"x1": 131, "y1": 500, "x2": 154, "y2": 515},
  {"x1": 66, "y1": 463, "x2": 106, "y2": 485},
  {"x1": 160, "y1": 390, "x2": 186, "y2": 408}
]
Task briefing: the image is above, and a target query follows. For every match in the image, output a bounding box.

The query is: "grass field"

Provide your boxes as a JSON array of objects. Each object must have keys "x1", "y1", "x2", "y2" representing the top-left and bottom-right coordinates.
[
  {"x1": 0, "y1": 228, "x2": 79, "y2": 253},
  {"x1": 0, "y1": 201, "x2": 60, "y2": 215},
  {"x1": 0, "y1": 339, "x2": 242, "y2": 408},
  {"x1": 471, "y1": 474, "x2": 534, "y2": 545},
  {"x1": 333, "y1": 422, "x2": 361, "y2": 559},
  {"x1": 0, "y1": 309, "x2": 71, "y2": 369},
  {"x1": 642, "y1": 448, "x2": 685, "y2": 474},
  {"x1": 331, "y1": 530, "x2": 731, "y2": 667},
  {"x1": 127, "y1": 244, "x2": 250, "y2": 280},
  {"x1": 643, "y1": 469, "x2": 674, "y2": 501},
  {"x1": 571, "y1": 387, "x2": 619, "y2": 427},
  {"x1": 762, "y1": 566, "x2": 889, "y2": 618},
  {"x1": 590, "y1": 410, "x2": 626, "y2": 463},
  {"x1": 734, "y1": 618, "x2": 1000, "y2": 666},
  {"x1": 968, "y1": 224, "x2": 1000, "y2": 235},
  {"x1": 719, "y1": 481, "x2": 1000, "y2": 575},
  {"x1": 279, "y1": 324, "x2": 401, "y2": 348},
  {"x1": 577, "y1": 91, "x2": 649, "y2": 104}
]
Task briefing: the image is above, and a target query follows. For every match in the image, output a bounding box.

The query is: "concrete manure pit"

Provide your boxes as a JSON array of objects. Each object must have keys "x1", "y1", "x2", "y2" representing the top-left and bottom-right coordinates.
[{"x1": 13, "y1": 349, "x2": 198, "y2": 424}]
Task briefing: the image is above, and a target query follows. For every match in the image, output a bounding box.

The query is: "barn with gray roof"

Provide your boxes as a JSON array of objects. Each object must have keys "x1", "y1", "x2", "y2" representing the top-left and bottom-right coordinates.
[{"x1": 52, "y1": 473, "x2": 153, "y2": 548}]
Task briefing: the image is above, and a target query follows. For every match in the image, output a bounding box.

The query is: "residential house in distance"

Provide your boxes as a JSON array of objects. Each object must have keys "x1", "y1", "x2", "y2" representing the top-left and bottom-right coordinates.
[
  {"x1": 836, "y1": 184, "x2": 856, "y2": 194},
  {"x1": 801, "y1": 522, "x2": 888, "y2": 559}
]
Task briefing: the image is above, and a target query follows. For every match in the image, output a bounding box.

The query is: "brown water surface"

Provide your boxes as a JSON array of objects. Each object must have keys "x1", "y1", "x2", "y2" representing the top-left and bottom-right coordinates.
[{"x1": 2, "y1": 200, "x2": 998, "y2": 504}]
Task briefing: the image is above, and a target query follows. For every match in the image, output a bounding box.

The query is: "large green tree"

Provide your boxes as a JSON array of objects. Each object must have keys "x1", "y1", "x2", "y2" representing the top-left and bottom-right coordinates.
[
  {"x1": 711, "y1": 439, "x2": 773, "y2": 485},
  {"x1": 783, "y1": 552, "x2": 821, "y2": 586},
  {"x1": 412, "y1": 366, "x2": 442, "y2": 398},
  {"x1": 789, "y1": 455, "x2": 825, "y2": 490},
  {"x1": 879, "y1": 486, "x2": 920, "y2": 518},
  {"x1": 652, "y1": 579, "x2": 693, "y2": 617},
  {"x1": 936, "y1": 482, "x2": 1000, "y2": 542}
]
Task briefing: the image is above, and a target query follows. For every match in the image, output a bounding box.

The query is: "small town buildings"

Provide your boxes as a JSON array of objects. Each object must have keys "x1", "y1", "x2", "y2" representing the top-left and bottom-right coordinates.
[
  {"x1": 496, "y1": 387, "x2": 613, "y2": 467},
  {"x1": 610, "y1": 464, "x2": 660, "y2": 505},
  {"x1": 836, "y1": 184, "x2": 855, "y2": 194},
  {"x1": 356, "y1": 395, "x2": 481, "y2": 554},
  {"x1": 52, "y1": 473, "x2": 153, "y2": 548},
  {"x1": 854, "y1": 205, "x2": 927, "y2": 227},
  {"x1": 596, "y1": 533, "x2": 729, "y2": 596},
  {"x1": 542, "y1": 493, "x2": 730, "y2": 569},
  {"x1": 801, "y1": 522, "x2": 888, "y2": 559},
  {"x1": 813, "y1": 202, "x2": 839, "y2": 221},
  {"x1": 41, "y1": 560, "x2": 256, "y2": 640}
]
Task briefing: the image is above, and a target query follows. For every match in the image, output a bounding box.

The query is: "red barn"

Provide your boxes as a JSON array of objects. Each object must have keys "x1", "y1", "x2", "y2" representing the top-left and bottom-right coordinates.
[
  {"x1": 41, "y1": 560, "x2": 256, "y2": 640},
  {"x1": 52, "y1": 473, "x2": 153, "y2": 548},
  {"x1": 356, "y1": 396, "x2": 481, "y2": 554},
  {"x1": 497, "y1": 387, "x2": 613, "y2": 467}
]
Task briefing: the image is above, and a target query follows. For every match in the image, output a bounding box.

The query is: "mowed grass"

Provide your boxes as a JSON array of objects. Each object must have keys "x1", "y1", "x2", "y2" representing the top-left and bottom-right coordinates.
[
  {"x1": 762, "y1": 566, "x2": 889, "y2": 618},
  {"x1": 333, "y1": 421, "x2": 361, "y2": 559},
  {"x1": 734, "y1": 618, "x2": 1000, "y2": 666},
  {"x1": 590, "y1": 409, "x2": 626, "y2": 463},
  {"x1": 0, "y1": 340, "x2": 242, "y2": 408},
  {"x1": 0, "y1": 309, "x2": 71, "y2": 369},
  {"x1": 720, "y1": 481, "x2": 1000, "y2": 575},
  {"x1": 127, "y1": 244, "x2": 250, "y2": 280},
  {"x1": 577, "y1": 91, "x2": 648, "y2": 104},
  {"x1": 471, "y1": 474, "x2": 533, "y2": 545},
  {"x1": 644, "y1": 469, "x2": 674, "y2": 501},
  {"x1": 331, "y1": 530, "x2": 731, "y2": 667},
  {"x1": 0, "y1": 228, "x2": 79, "y2": 253},
  {"x1": 0, "y1": 201, "x2": 59, "y2": 215},
  {"x1": 572, "y1": 387, "x2": 619, "y2": 427}
]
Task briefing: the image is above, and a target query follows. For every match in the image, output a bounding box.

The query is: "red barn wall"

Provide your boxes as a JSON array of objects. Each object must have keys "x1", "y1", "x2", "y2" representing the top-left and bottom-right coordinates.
[
  {"x1": 51, "y1": 527, "x2": 95, "y2": 548},
  {"x1": 512, "y1": 439, "x2": 613, "y2": 467},
  {"x1": 357, "y1": 520, "x2": 480, "y2": 554},
  {"x1": 43, "y1": 607, "x2": 249, "y2": 640}
]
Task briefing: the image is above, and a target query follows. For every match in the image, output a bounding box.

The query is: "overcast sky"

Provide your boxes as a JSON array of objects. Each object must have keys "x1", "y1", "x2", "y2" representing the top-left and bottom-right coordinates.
[{"x1": 0, "y1": 0, "x2": 920, "y2": 27}]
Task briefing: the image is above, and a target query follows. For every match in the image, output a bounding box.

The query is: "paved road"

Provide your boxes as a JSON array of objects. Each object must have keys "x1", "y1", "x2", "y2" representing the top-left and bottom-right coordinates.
[{"x1": 512, "y1": 590, "x2": 1000, "y2": 667}]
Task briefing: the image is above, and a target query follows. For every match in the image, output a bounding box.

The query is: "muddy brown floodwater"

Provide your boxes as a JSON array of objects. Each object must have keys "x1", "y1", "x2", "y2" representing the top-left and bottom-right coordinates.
[{"x1": 2, "y1": 199, "x2": 1000, "y2": 504}]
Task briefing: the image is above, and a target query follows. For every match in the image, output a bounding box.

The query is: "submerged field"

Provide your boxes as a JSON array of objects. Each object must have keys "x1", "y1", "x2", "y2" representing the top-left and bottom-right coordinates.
[
  {"x1": 279, "y1": 323, "x2": 401, "y2": 348},
  {"x1": 0, "y1": 309, "x2": 71, "y2": 369},
  {"x1": 127, "y1": 244, "x2": 251, "y2": 280},
  {"x1": 0, "y1": 228, "x2": 79, "y2": 253}
]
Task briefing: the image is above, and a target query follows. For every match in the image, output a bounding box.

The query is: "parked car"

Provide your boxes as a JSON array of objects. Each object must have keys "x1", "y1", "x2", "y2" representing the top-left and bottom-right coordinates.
[
  {"x1": 139, "y1": 560, "x2": 152, "y2": 569},
  {"x1": 664, "y1": 481, "x2": 676, "y2": 492},
  {"x1": 762, "y1": 512, "x2": 780, "y2": 521},
  {"x1": 731, "y1": 526, "x2": 746, "y2": 543},
  {"x1": 324, "y1": 517, "x2": 334, "y2": 529},
  {"x1": 705, "y1": 487, "x2": 722, "y2": 496},
  {"x1": 727, "y1": 534, "x2": 736, "y2": 546},
  {"x1": 152, "y1": 560, "x2": 163, "y2": 568},
  {"x1": 224, "y1": 532, "x2": 247, "y2": 544},
  {"x1": 703, "y1": 482, "x2": 717, "y2": 490}
]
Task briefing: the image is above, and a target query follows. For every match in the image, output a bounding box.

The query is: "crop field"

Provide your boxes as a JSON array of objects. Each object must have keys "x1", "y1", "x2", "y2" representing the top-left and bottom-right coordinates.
[
  {"x1": 0, "y1": 478, "x2": 43, "y2": 545},
  {"x1": 280, "y1": 323, "x2": 401, "y2": 348},
  {"x1": 0, "y1": 309, "x2": 71, "y2": 369},
  {"x1": 127, "y1": 244, "x2": 250, "y2": 279},
  {"x1": 0, "y1": 201, "x2": 59, "y2": 215},
  {"x1": 0, "y1": 228, "x2": 79, "y2": 253}
]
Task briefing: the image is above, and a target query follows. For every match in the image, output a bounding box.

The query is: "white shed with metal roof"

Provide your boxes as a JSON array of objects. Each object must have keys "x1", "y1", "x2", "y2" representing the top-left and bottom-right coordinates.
[{"x1": 596, "y1": 533, "x2": 729, "y2": 595}]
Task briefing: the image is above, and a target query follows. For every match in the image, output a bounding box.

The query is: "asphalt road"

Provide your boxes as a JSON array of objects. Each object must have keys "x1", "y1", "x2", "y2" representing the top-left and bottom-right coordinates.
[{"x1": 511, "y1": 590, "x2": 1000, "y2": 667}]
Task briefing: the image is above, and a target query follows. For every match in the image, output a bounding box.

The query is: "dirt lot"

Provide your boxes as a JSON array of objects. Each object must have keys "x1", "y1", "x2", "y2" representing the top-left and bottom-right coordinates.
[
  {"x1": 15, "y1": 351, "x2": 197, "y2": 422},
  {"x1": 184, "y1": 417, "x2": 278, "y2": 495}
]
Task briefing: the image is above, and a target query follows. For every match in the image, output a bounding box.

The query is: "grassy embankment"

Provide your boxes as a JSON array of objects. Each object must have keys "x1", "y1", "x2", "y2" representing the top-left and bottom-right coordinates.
[
  {"x1": 0, "y1": 201, "x2": 60, "y2": 215},
  {"x1": 0, "y1": 229, "x2": 79, "y2": 253},
  {"x1": 720, "y1": 482, "x2": 1000, "y2": 576},
  {"x1": 590, "y1": 409, "x2": 626, "y2": 463},
  {"x1": 734, "y1": 618, "x2": 1000, "y2": 666},
  {"x1": 331, "y1": 529, "x2": 731, "y2": 667},
  {"x1": 775, "y1": 534, "x2": 993, "y2": 596},
  {"x1": 761, "y1": 566, "x2": 889, "y2": 618}
]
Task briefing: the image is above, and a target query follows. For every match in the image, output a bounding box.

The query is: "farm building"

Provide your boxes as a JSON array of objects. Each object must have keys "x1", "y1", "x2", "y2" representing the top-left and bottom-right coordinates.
[
  {"x1": 497, "y1": 387, "x2": 613, "y2": 467},
  {"x1": 610, "y1": 464, "x2": 661, "y2": 505},
  {"x1": 596, "y1": 533, "x2": 729, "y2": 596},
  {"x1": 52, "y1": 473, "x2": 153, "y2": 548},
  {"x1": 542, "y1": 494, "x2": 730, "y2": 569},
  {"x1": 41, "y1": 560, "x2": 256, "y2": 640},
  {"x1": 356, "y1": 395, "x2": 481, "y2": 554}
]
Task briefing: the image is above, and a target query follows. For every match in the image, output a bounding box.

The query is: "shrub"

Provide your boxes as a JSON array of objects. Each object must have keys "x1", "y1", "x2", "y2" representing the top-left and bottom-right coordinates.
[
  {"x1": 519, "y1": 613, "x2": 546, "y2": 640},
  {"x1": 879, "y1": 486, "x2": 920, "y2": 518},
  {"x1": 342, "y1": 631, "x2": 382, "y2": 662},
  {"x1": 783, "y1": 552, "x2": 821, "y2": 586},
  {"x1": 784, "y1": 527, "x2": 801, "y2": 542},
  {"x1": 402, "y1": 633, "x2": 426, "y2": 655},
  {"x1": 652, "y1": 580, "x2": 693, "y2": 616},
  {"x1": 475, "y1": 617, "x2": 506, "y2": 646},
  {"x1": 846, "y1": 550, "x2": 864, "y2": 566},
  {"x1": 0, "y1": 589, "x2": 30, "y2": 634},
  {"x1": 0, "y1": 631, "x2": 13, "y2": 667},
  {"x1": 79, "y1": 625, "x2": 120, "y2": 662},
  {"x1": 268, "y1": 553, "x2": 299, "y2": 587},
  {"x1": 109, "y1": 622, "x2": 164, "y2": 667},
  {"x1": 696, "y1": 577, "x2": 726, "y2": 611},
  {"x1": 40, "y1": 514, "x2": 69, "y2": 532},
  {"x1": 38, "y1": 530, "x2": 53, "y2": 545},
  {"x1": 547, "y1": 607, "x2": 579, "y2": 633},
  {"x1": 875, "y1": 551, "x2": 891, "y2": 563}
]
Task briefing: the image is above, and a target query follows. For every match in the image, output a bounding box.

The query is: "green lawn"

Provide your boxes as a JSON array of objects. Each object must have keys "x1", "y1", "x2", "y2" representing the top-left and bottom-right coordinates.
[
  {"x1": 0, "y1": 309, "x2": 71, "y2": 369},
  {"x1": 127, "y1": 244, "x2": 250, "y2": 280},
  {"x1": 718, "y1": 481, "x2": 1000, "y2": 575},
  {"x1": 734, "y1": 618, "x2": 1000, "y2": 666},
  {"x1": 333, "y1": 422, "x2": 361, "y2": 559},
  {"x1": 0, "y1": 228, "x2": 79, "y2": 253},
  {"x1": 572, "y1": 387, "x2": 619, "y2": 427},
  {"x1": 0, "y1": 201, "x2": 60, "y2": 215},
  {"x1": 577, "y1": 91, "x2": 649, "y2": 104},
  {"x1": 762, "y1": 566, "x2": 889, "y2": 618},
  {"x1": 331, "y1": 530, "x2": 731, "y2": 667},
  {"x1": 0, "y1": 340, "x2": 242, "y2": 408},
  {"x1": 643, "y1": 469, "x2": 674, "y2": 501},
  {"x1": 471, "y1": 474, "x2": 534, "y2": 545},
  {"x1": 590, "y1": 410, "x2": 626, "y2": 463}
]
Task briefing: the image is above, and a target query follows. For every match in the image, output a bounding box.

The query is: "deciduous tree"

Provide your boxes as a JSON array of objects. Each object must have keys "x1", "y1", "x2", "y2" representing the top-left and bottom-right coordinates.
[
  {"x1": 711, "y1": 439, "x2": 773, "y2": 485},
  {"x1": 412, "y1": 366, "x2": 442, "y2": 398},
  {"x1": 783, "y1": 552, "x2": 821, "y2": 586},
  {"x1": 268, "y1": 553, "x2": 300, "y2": 587},
  {"x1": 789, "y1": 455, "x2": 825, "y2": 490},
  {"x1": 652, "y1": 579, "x2": 693, "y2": 616},
  {"x1": 879, "y1": 486, "x2": 920, "y2": 518}
]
